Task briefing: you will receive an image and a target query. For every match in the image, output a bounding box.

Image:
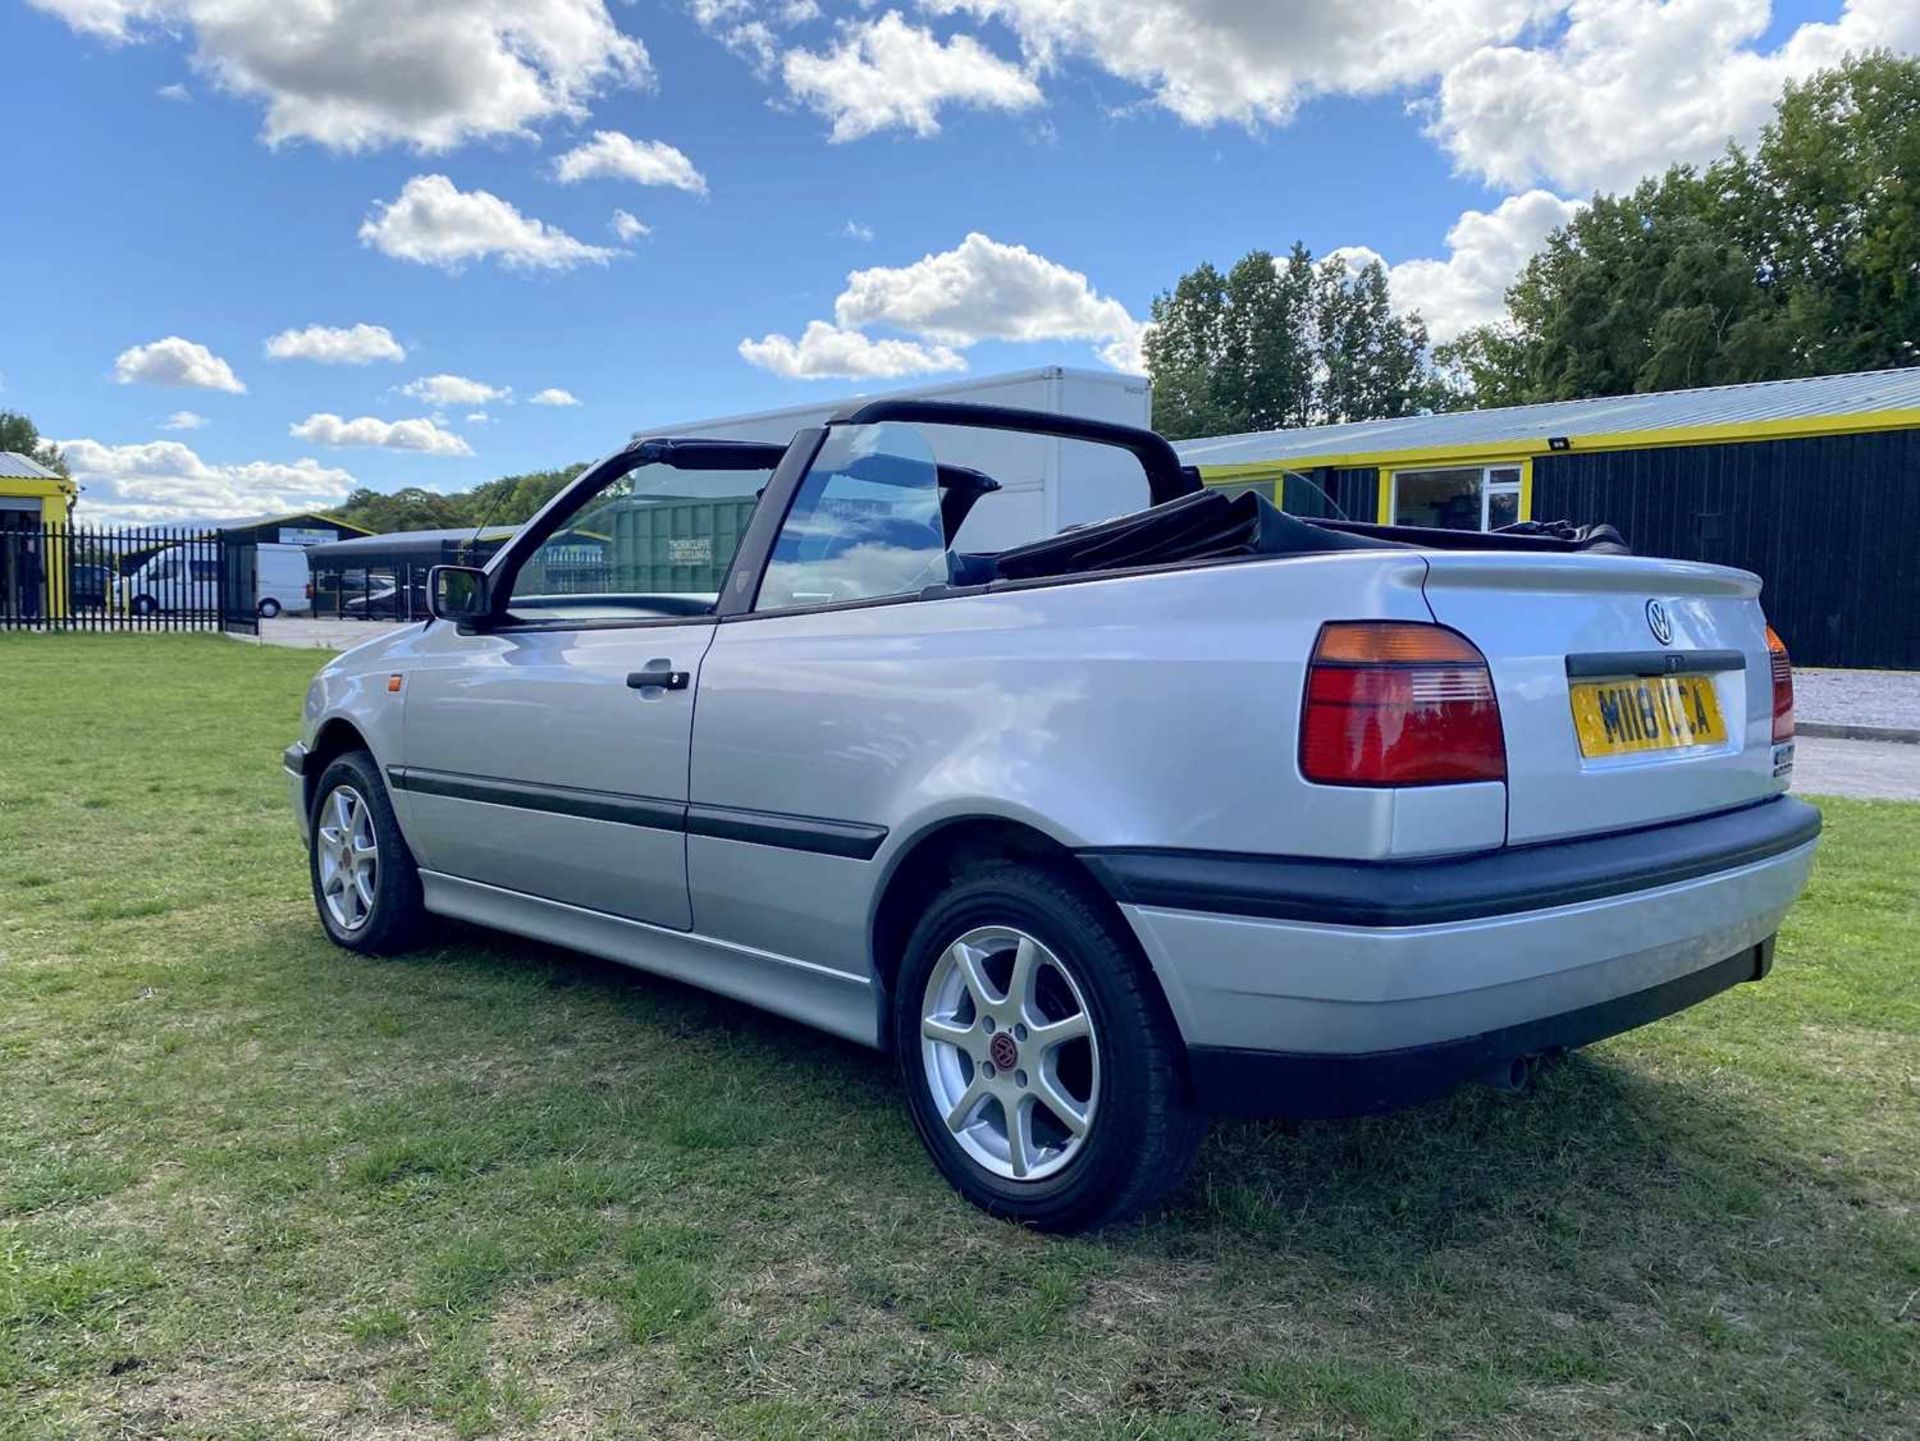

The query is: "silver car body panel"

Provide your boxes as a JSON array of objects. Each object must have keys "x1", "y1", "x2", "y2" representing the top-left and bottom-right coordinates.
[
  {"x1": 395, "y1": 620, "x2": 715, "y2": 929},
  {"x1": 1122, "y1": 839, "x2": 1816, "y2": 1054},
  {"x1": 419, "y1": 871, "x2": 876, "y2": 1045},
  {"x1": 290, "y1": 468, "x2": 1816, "y2": 1076}
]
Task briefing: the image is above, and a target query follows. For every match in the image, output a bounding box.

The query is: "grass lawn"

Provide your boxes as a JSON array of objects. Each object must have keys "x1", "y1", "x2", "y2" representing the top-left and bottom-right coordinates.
[{"x1": 1, "y1": 633, "x2": 1915, "y2": 1440}]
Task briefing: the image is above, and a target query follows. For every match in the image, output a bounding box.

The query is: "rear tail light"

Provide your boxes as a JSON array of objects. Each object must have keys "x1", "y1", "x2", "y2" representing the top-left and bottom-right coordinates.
[
  {"x1": 1300, "y1": 622, "x2": 1507, "y2": 786},
  {"x1": 1766, "y1": 625, "x2": 1794, "y2": 742}
]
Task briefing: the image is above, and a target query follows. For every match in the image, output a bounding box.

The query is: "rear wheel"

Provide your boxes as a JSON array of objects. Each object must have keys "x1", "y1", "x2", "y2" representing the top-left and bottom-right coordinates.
[
  {"x1": 308, "y1": 750, "x2": 424, "y2": 954},
  {"x1": 893, "y1": 862, "x2": 1205, "y2": 1231}
]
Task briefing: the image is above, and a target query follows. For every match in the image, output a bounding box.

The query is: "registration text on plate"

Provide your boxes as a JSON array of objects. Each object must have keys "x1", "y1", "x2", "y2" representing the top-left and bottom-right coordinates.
[{"x1": 1570, "y1": 674, "x2": 1726, "y2": 757}]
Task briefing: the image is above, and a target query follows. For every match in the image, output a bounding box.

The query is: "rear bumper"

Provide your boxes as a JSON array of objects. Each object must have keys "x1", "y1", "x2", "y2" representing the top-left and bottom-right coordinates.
[
  {"x1": 1186, "y1": 939, "x2": 1771, "y2": 1117},
  {"x1": 1088, "y1": 797, "x2": 1820, "y2": 1117}
]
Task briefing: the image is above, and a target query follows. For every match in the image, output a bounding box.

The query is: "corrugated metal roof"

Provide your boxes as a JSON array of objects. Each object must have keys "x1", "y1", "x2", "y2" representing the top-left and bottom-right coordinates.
[
  {"x1": 1174, "y1": 367, "x2": 1920, "y2": 469},
  {"x1": 0, "y1": 451, "x2": 65, "y2": 480},
  {"x1": 309, "y1": 525, "x2": 519, "y2": 557},
  {"x1": 211, "y1": 510, "x2": 371, "y2": 535}
]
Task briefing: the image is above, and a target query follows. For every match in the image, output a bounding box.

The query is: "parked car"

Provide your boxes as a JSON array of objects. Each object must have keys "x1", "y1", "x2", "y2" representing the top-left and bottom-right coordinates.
[
  {"x1": 286, "y1": 402, "x2": 1820, "y2": 1230},
  {"x1": 69, "y1": 562, "x2": 112, "y2": 609}
]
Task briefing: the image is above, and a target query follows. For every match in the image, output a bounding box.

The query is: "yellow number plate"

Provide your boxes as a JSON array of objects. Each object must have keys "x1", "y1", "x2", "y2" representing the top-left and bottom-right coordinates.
[{"x1": 1570, "y1": 674, "x2": 1726, "y2": 757}]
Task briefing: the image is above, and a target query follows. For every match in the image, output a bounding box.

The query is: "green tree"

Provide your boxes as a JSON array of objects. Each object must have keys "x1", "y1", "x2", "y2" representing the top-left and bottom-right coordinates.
[
  {"x1": 1445, "y1": 51, "x2": 1920, "y2": 406},
  {"x1": 1145, "y1": 244, "x2": 1440, "y2": 438},
  {"x1": 1314, "y1": 255, "x2": 1437, "y2": 424},
  {"x1": 1749, "y1": 50, "x2": 1920, "y2": 374},
  {"x1": 0, "y1": 410, "x2": 70, "y2": 477},
  {"x1": 335, "y1": 486, "x2": 472, "y2": 534},
  {"x1": 333, "y1": 464, "x2": 587, "y2": 535},
  {"x1": 1143, "y1": 261, "x2": 1231, "y2": 439}
]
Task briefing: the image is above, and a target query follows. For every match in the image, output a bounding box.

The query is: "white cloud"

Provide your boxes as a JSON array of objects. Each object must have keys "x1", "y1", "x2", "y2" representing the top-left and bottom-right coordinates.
[
  {"x1": 552, "y1": 130, "x2": 708, "y2": 193},
  {"x1": 1432, "y1": 0, "x2": 1920, "y2": 193},
  {"x1": 1332, "y1": 190, "x2": 1583, "y2": 343},
  {"x1": 400, "y1": 373, "x2": 509, "y2": 406},
  {"x1": 290, "y1": 413, "x2": 473, "y2": 456},
  {"x1": 610, "y1": 209, "x2": 652, "y2": 242},
  {"x1": 359, "y1": 175, "x2": 617, "y2": 271},
  {"x1": 112, "y1": 336, "x2": 246, "y2": 393},
  {"x1": 746, "y1": 231, "x2": 1144, "y2": 377},
  {"x1": 841, "y1": 219, "x2": 875, "y2": 241},
  {"x1": 465, "y1": 411, "x2": 492, "y2": 424},
  {"x1": 926, "y1": 0, "x2": 1546, "y2": 128},
  {"x1": 156, "y1": 82, "x2": 189, "y2": 101},
  {"x1": 1096, "y1": 327, "x2": 1149, "y2": 375},
  {"x1": 529, "y1": 388, "x2": 582, "y2": 406},
  {"x1": 740, "y1": 321, "x2": 968, "y2": 380},
  {"x1": 687, "y1": 0, "x2": 818, "y2": 77},
  {"x1": 159, "y1": 410, "x2": 209, "y2": 430},
  {"x1": 60, "y1": 437, "x2": 356, "y2": 525},
  {"x1": 28, "y1": 0, "x2": 651, "y2": 152},
  {"x1": 835, "y1": 231, "x2": 1137, "y2": 348},
  {"x1": 264, "y1": 322, "x2": 407, "y2": 365},
  {"x1": 783, "y1": 11, "x2": 1043, "y2": 141}
]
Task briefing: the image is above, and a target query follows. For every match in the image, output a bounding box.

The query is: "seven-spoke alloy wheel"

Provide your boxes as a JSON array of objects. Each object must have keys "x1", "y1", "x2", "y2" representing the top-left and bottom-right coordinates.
[
  {"x1": 895, "y1": 862, "x2": 1205, "y2": 1231},
  {"x1": 921, "y1": 925, "x2": 1101, "y2": 1182}
]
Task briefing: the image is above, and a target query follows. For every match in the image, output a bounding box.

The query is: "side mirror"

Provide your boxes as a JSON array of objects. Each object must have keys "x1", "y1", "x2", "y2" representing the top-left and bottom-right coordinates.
[{"x1": 428, "y1": 565, "x2": 491, "y2": 623}]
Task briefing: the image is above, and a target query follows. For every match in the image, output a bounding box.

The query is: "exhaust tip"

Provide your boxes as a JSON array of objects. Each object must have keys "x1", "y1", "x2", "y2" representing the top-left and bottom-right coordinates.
[{"x1": 1480, "y1": 1055, "x2": 1535, "y2": 1093}]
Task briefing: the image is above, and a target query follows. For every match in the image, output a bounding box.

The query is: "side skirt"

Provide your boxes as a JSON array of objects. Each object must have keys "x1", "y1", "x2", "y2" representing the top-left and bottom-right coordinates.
[{"x1": 418, "y1": 871, "x2": 883, "y2": 1048}]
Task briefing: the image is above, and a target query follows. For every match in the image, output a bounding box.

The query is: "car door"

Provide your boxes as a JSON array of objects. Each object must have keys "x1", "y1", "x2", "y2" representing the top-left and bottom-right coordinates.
[
  {"x1": 688, "y1": 422, "x2": 954, "y2": 971},
  {"x1": 396, "y1": 452, "x2": 775, "y2": 931}
]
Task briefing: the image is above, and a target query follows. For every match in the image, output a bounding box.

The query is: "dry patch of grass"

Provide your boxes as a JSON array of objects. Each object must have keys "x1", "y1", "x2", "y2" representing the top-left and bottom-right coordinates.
[{"x1": 2, "y1": 633, "x2": 1916, "y2": 1439}]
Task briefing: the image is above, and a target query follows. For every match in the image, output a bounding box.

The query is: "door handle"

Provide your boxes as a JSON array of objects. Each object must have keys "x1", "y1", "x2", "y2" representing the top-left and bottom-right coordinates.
[{"x1": 626, "y1": 666, "x2": 690, "y2": 691}]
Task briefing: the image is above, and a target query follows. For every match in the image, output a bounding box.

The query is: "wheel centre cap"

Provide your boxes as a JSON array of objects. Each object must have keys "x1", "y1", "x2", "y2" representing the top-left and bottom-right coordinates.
[{"x1": 989, "y1": 1031, "x2": 1018, "y2": 1071}]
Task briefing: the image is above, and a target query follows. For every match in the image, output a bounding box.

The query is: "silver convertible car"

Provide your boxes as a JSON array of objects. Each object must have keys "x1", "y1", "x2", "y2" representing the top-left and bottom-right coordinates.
[{"x1": 287, "y1": 400, "x2": 1820, "y2": 1230}]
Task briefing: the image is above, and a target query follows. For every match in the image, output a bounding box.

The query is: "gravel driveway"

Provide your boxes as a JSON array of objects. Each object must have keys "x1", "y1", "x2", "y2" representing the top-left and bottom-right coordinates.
[{"x1": 1794, "y1": 667, "x2": 1920, "y2": 739}]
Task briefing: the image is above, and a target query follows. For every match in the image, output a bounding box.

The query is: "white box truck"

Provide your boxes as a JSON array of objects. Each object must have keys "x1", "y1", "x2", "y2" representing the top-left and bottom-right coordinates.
[{"x1": 639, "y1": 367, "x2": 1153, "y2": 552}]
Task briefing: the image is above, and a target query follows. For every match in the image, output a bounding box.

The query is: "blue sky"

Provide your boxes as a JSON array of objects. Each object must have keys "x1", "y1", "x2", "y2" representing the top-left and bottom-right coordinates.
[{"x1": 0, "y1": 0, "x2": 1901, "y2": 522}]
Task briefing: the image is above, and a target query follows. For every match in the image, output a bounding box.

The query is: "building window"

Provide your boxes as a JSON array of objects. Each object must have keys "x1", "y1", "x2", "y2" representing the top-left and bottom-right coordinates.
[{"x1": 1391, "y1": 465, "x2": 1523, "y2": 531}]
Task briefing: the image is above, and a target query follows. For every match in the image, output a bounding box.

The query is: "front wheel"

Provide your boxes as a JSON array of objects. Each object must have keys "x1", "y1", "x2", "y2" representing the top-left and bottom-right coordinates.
[
  {"x1": 894, "y1": 862, "x2": 1205, "y2": 1231},
  {"x1": 258, "y1": 597, "x2": 282, "y2": 619},
  {"x1": 307, "y1": 750, "x2": 425, "y2": 954}
]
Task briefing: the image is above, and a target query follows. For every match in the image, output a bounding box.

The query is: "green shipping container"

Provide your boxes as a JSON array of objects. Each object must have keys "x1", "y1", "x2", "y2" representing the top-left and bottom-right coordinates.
[{"x1": 606, "y1": 496, "x2": 759, "y2": 594}]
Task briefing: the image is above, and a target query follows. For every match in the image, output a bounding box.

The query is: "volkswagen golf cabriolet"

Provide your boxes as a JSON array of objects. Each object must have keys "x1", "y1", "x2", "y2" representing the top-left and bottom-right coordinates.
[{"x1": 286, "y1": 400, "x2": 1819, "y2": 1230}]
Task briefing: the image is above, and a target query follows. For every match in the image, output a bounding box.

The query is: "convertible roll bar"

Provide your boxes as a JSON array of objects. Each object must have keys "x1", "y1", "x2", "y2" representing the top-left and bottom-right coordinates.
[{"x1": 826, "y1": 399, "x2": 1201, "y2": 508}]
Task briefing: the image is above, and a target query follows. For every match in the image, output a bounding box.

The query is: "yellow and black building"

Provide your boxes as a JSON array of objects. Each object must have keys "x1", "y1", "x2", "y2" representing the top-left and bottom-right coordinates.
[
  {"x1": 1175, "y1": 368, "x2": 1920, "y2": 669},
  {"x1": 1, "y1": 451, "x2": 78, "y2": 622}
]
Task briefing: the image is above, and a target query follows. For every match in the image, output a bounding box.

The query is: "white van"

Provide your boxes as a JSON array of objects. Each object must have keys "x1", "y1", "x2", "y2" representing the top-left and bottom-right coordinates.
[
  {"x1": 124, "y1": 546, "x2": 222, "y2": 616},
  {"x1": 256, "y1": 543, "x2": 313, "y2": 618}
]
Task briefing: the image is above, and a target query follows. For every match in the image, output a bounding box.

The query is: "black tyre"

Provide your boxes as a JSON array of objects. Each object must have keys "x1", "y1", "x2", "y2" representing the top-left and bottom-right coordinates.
[
  {"x1": 307, "y1": 750, "x2": 425, "y2": 955},
  {"x1": 130, "y1": 594, "x2": 157, "y2": 617},
  {"x1": 258, "y1": 597, "x2": 282, "y2": 619},
  {"x1": 894, "y1": 861, "x2": 1206, "y2": 1231}
]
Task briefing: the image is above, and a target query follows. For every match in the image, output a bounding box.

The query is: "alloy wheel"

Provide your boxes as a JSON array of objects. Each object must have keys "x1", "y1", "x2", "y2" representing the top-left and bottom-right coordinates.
[
  {"x1": 315, "y1": 784, "x2": 379, "y2": 932},
  {"x1": 920, "y1": 925, "x2": 1101, "y2": 1182}
]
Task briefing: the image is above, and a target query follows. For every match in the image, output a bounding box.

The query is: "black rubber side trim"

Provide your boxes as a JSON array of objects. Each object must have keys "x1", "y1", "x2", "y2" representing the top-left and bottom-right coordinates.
[
  {"x1": 283, "y1": 743, "x2": 311, "y2": 776},
  {"x1": 1081, "y1": 796, "x2": 1821, "y2": 928},
  {"x1": 1188, "y1": 941, "x2": 1772, "y2": 1118},
  {"x1": 387, "y1": 766, "x2": 688, "y2": 832},
  {"x1": 687, "y1": 803, "x2": 887, "y2": 860},
  {"x1": 385, "y1": 767, "x2": 886, "y2": 857},
  {"x1": 1566, "y1": 648, "x2": 1745, "y2": 678}
]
